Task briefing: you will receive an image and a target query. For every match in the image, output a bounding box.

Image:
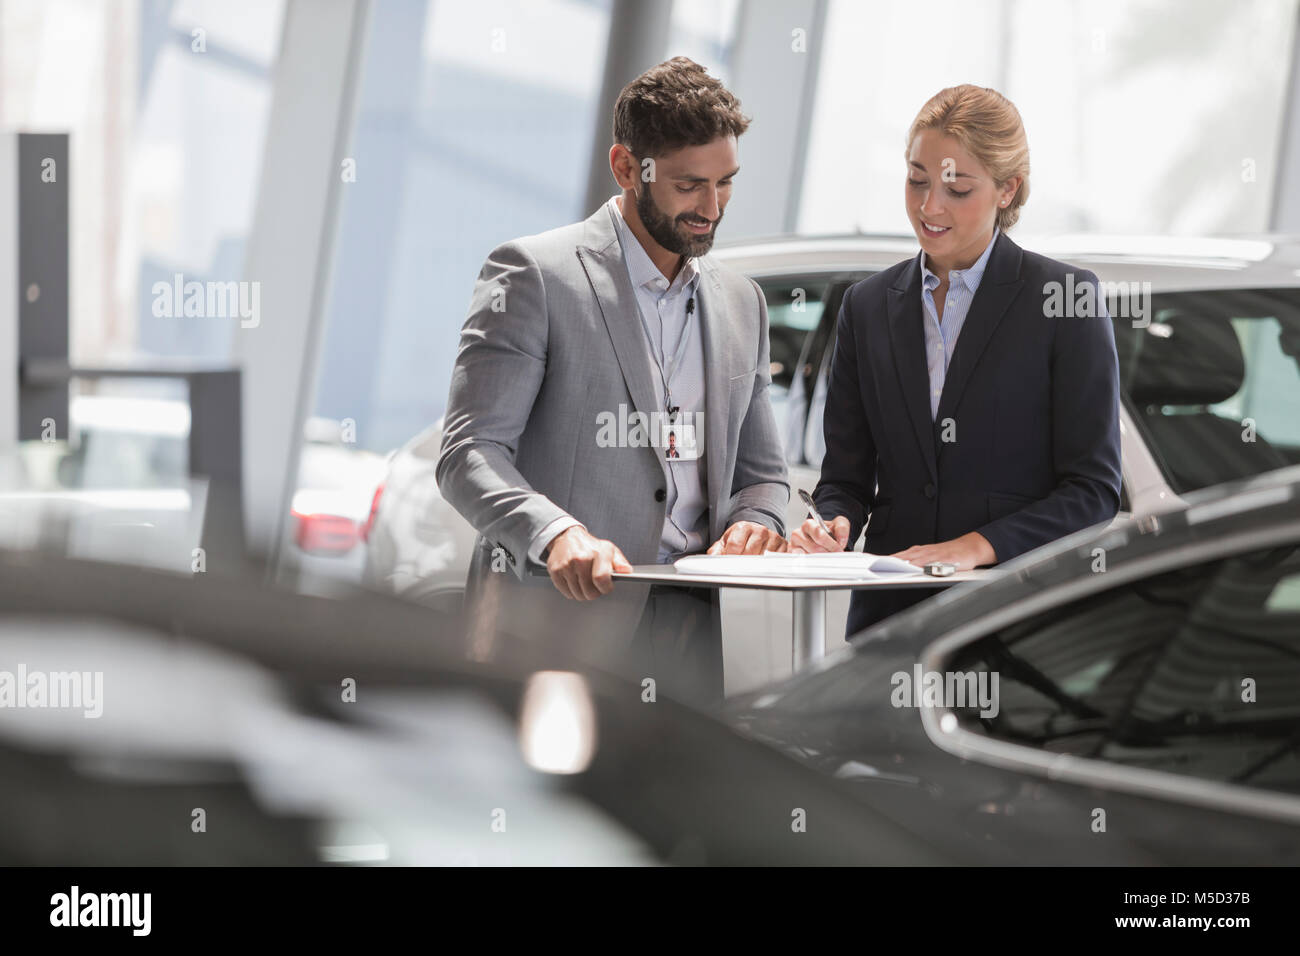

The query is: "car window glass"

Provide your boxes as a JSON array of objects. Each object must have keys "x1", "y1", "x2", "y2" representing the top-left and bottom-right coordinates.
[
  {"x1": 804, "y1": 335, "x2": 836, "y2": 469},
  {"x1": 1113, "y1": 290, "x2": 1300, "y2": 494},
  {"x1": 759, "y1": 280, "x2": 828, "y2": 460},
  {"x1": 795, "y1": 277, "x2": 871, "y2": 471},
  {"x1": 761, "y1": 280, "x2": 827, "y2": 389},
  {"x1": 949, "y1": 542, "x2": 1300, "y2": 797}
]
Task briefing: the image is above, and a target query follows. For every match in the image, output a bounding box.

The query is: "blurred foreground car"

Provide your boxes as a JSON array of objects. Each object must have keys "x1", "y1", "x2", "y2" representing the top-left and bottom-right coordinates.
[
  {"x1": 726, "y1": 466, "x2": 1300, "y2": 864},
  {"x1": 0, "y1": 549, "x2": 951, "y2": 865}
]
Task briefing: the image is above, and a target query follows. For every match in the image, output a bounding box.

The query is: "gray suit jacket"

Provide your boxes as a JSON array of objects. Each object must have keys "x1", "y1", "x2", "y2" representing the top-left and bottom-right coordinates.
[{"x1": 437, "y1": 203, "x2": 788, "y2": 660}]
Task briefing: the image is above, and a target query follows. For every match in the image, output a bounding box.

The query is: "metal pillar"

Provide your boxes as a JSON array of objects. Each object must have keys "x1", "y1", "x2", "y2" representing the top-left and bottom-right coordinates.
[
  {"x1": 235, "y1": 0, "x2": 371, "y2": 574},
  {"x1": 581, "y1": 0, "x2": 673, "y2": 218},
  {"x1": 724, "y1": 0, "x2": 827, "y2": 237},
  {"x1": 1272, "y1": 3, "x2": 1300, "y2": 230},
  {"x1": 792, "y1": 588, "x2": 825, "y2": 670}
]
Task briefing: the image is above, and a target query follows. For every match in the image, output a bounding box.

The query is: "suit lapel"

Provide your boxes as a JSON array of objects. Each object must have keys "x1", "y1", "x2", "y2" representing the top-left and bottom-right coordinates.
[
  {"x1": 576, "y1": 203, "x2": 741, "y2": 540},
  {"x1": 887, "y1": 258, "x2": 938, "y2": 483},
  {"x1": 696, "y1": 259, "x2": 733, "y2": 541},
  {"x1": 934, "y1": 232, "x2": 1025, "y2": 431},
  {"x1": 576, "y1": 204, "x2": 663, "y2": 467}
]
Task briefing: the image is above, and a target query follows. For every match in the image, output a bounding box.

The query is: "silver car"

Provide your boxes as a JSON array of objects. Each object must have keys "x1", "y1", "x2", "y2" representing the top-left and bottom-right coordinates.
[{"x1": 366, "y1": 234, "x2": 1300, "y2": 692}]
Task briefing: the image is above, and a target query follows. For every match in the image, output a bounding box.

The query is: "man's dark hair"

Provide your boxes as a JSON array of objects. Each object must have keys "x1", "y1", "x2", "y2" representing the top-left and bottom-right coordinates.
[{"x1": 613, "y1": 57, "x2": 750, "y2": 159}]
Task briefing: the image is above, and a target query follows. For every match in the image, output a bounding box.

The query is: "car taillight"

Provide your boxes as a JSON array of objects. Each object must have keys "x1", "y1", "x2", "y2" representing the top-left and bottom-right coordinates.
[
  {"x1": 293, "y1": 510, "x2": 359, "y2": 555},
  {"x1": 360, "y1": 481, "x2": 384, "y2": 543}
]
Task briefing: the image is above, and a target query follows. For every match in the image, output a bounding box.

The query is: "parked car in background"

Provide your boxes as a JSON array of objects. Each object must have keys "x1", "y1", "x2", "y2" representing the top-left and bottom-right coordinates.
[
  {"x1": 57, "y1": 392, "x2": 190, "y2": 490},
  {"x1": 726, "y1": 466, "x2": 1300, "y2": 864},
  {"x1": 4, "y1": 398, "x2": 391, "y2": 586},
  {"x1": 0, "y1": 393, "x2": 202, "y2": 573},
  {"x1": 289, "y1": 417, "x2": 390, "y2": 588},
  {"x1": 716, "y1": 233, "x2": 1300, "y2": 509},
  {"x1": 365, "y1": 234, "x2": 1300, "y2": 693},
  {"x1": 361, "y1": 422, "x2": 475, "y2": 614}
]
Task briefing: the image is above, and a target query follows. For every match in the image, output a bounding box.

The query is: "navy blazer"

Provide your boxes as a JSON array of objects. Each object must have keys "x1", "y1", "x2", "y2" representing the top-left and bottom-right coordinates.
[{"x1": 812, "y1": 231, "x2": 1122, "y2": 635}]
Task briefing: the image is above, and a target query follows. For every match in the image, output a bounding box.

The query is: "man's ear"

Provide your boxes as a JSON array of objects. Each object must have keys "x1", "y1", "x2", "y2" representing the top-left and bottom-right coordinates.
[{"x1": 609, "y1": 144, "x2": 638, "y2": 190}]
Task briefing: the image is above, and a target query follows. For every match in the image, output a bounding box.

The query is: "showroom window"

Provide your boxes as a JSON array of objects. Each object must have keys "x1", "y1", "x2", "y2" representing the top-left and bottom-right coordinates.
[
  {"x1": 305, "y1": 0, "x2": 611, "y2": 460},
  {"x1": 800, "y1": 0, "x2": 1298, "y2": 237},
  {"x1": 0, "y1": 0, "x2": 285, "y2": 363}
]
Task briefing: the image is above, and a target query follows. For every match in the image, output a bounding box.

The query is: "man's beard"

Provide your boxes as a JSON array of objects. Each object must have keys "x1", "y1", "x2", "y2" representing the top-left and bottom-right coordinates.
[{"x1": 635, "y1": 184, "x2": 721, "y2": 258}]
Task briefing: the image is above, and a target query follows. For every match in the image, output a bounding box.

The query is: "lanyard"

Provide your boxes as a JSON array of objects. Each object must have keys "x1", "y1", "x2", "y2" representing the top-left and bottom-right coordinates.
[{"x1": 634, "y1": 279, "x2": 698, "y2": 418}]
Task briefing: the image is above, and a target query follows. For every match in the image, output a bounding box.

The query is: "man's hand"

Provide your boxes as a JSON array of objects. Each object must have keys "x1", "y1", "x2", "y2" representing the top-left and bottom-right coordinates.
[
  {"x1": 707, "y1": 521, "x2": 789, "y2": 555},
  {"x1": 789, "y1": 515, "x2": 851, "y2": 553},
  {"x1": 544, "y1": 526, "x2": 632, "y2": 601},
  {"x1": 891, "y1": 531, "x2": 996, "y2": 571}
]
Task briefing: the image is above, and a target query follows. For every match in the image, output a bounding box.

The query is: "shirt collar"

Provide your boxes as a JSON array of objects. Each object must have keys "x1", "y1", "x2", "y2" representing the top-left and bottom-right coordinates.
[
  {"x1": 920, "y1": 227, "x2": 999, "y2": 292},
  {"x1": 609, "y1": 195, "x2": 700, "y2": 296}
]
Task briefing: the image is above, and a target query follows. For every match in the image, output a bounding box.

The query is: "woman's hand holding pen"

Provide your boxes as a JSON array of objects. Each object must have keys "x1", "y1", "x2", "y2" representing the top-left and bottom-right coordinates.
[{"x1": 789, "y1": 515, "x2": 851, "y2": 553}]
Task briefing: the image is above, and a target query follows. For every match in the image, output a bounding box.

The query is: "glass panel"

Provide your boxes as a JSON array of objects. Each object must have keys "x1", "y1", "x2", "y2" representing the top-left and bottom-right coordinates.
[
  {"x1": 801, "y1": 0, "x2": 1298, "y2": 237},
  {"x1": 0, "y1": 0, "x2": 285, "y2": 363},
  {"x1": 294, "y1": 0, "x2": 611, "y2": 585},
  {"x1": 668, "y1": 0, "x2": 742, "y2": 81}
]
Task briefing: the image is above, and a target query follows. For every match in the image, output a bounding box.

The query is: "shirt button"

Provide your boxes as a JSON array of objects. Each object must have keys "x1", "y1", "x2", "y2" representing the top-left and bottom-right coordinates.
[
  {"x1": 654, "y1": 488, "x2": 666, "y2": 502},
  {"x1": 924, "y1": 483, "x2": 937, "y2": 499}
]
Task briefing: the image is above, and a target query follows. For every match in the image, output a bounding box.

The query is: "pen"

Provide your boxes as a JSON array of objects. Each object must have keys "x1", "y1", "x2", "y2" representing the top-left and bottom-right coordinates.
[{"x1": 798, "y1": 489, "x2": 834, "y2": 541}]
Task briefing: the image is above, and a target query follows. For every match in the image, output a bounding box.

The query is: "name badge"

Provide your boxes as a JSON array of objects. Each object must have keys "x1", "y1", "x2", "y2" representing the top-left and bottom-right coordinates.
[{"x1": 661, "y1": 418, "x2": 701, "y2": 461}]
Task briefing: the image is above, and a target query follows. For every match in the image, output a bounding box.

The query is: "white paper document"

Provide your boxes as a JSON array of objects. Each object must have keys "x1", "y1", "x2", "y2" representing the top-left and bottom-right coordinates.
[{"x1": 674, "y1": 551, "x2": 923, "y2": 579}]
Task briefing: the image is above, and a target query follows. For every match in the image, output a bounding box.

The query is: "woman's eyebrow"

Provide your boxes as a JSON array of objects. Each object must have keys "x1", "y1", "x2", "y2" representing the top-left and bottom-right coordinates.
[{"x1": 909, "y1": 159, "x2": 977, "y2": 180}]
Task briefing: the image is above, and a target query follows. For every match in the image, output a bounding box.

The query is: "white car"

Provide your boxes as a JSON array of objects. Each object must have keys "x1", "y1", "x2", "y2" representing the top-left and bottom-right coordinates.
[
  {"x1": 360, "y1": 422, "x2": 474, "y2": 614},
  {"x1": 366, "y1": 234, "x2": 1300, "y2": 692},
  {"x1": 289, "y1": 417, "x2": 390, "y2": 589}
]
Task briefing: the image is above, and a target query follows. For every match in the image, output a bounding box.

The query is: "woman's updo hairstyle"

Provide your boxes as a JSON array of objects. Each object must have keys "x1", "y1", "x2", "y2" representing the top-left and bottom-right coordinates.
[{"x1": 907, "y1": 84, "x2": 1030, "y2": 230}]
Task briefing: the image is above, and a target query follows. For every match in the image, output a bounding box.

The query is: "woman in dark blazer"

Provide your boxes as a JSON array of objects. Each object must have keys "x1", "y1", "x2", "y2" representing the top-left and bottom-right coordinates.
[{"x1": 791, "y1": 85, "x2": 1122, "y2": 635}]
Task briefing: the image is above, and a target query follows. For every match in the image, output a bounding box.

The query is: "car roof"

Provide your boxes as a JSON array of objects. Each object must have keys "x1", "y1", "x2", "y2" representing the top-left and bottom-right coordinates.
[{"x1": 713, "y1": 233, "x2": 1300, "y2": 293}]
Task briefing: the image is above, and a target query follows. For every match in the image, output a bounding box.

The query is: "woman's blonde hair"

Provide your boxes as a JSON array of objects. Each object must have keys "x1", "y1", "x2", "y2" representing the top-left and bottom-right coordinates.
[{"x1": 906, "y1": 85, "x2": 1030, "y2": 230}]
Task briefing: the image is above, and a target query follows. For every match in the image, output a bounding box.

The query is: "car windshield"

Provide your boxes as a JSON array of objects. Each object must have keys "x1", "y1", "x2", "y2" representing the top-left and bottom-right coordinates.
[{"x1": 1111, "y1": 288, "x2": 1300, "y2": 493}]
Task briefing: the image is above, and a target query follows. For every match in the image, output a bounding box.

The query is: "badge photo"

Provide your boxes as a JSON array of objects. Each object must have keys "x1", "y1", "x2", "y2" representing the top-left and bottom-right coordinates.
[{"x1": 661, "y1": 418, "x2": 700, "y2": 461}]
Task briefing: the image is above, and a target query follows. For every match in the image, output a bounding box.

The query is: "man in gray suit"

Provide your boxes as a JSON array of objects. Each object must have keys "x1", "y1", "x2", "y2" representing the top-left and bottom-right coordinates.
[{"x1": 437, "y1": 57, "x2": 788, "y2": 705}]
